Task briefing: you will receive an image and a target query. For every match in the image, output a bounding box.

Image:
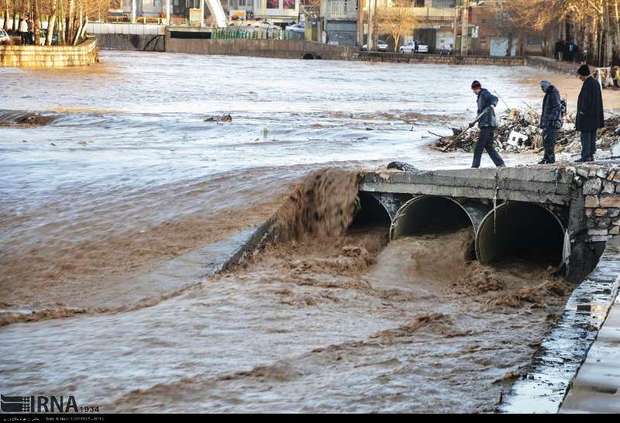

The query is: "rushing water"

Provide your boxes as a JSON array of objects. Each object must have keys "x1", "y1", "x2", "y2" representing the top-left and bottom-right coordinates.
[{"x1": 0, "y1": 52, "x2": 580, "y2": 412}]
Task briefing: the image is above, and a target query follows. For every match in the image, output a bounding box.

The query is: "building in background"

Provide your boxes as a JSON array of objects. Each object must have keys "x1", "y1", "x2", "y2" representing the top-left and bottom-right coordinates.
[
  {"x1": 121, "y1": 0, "x2": 301, "y2": 25},
  {"x1": 253, "y1": 0, "x2": 300, "y2": 23},
  {"x1": 463, "y1": 0, "x2": 544, "y2": 57},
  {"x1": 411, "y1": 0, "x2": 456, "y2": 53},
  {"x1": 320, "y1": 0, "x2": 359, "y2": 46}
]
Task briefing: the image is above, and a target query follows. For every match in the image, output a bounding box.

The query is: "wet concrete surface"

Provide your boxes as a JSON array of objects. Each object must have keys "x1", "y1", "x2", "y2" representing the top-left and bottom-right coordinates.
[
  {"x1": 560, "y1": 246, "x2": 620, "y2": 413},
  {"x1": 502, "y1": 240, "x2": 620, "y2": 413}
]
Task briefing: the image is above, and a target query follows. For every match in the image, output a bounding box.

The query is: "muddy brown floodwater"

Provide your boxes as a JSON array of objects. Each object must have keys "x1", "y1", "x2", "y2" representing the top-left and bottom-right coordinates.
[
  {"x1": 0, "y1": 54, "x2": 592, "y2": 412},
  {"x1": 1, "y1": 169, "x2": 571, "y2": 412}
]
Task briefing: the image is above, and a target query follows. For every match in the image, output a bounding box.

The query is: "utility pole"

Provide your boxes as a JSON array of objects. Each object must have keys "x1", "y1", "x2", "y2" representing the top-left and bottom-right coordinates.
[
  {"x1": 460, "y1": 0, "x2": 469, "y2": 56},
  {"x1": 200, "y1": 0, "x2": 205, "y2": 27},
  {"x1": 357, "y1": 0, "x2": 364, "y2": 47},
  {"x1": 367, "y1": 0, "x2": 374, "y2": 51},
  {"x1": 453, "y1": 1, "x2": 459, "y2": 53},
  {"x1": 131, "y1": 0, "x2": 137, "y2": 24}
]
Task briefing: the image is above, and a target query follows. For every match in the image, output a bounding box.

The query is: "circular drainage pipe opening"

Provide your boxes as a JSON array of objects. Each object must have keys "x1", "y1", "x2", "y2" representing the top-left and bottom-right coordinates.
[
  {"x1": 476, "y1": 202, "x2": 565, "y2": 267},
  {"x1": 349, "y1": 192, "x2": 391, "y2": 232},
  {"x1": 391, "y1": 196, "x2": 475, "y2": 238},
  {"x1": 391, "y1": 196, "x2": 477, "y2": 259}
]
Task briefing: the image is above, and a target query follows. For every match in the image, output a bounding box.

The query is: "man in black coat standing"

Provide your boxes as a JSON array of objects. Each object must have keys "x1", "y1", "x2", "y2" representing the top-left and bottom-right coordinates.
[
  {"x1": 468, "y1": 80, "x2": 505, "y2": 168},
  {"x1": 539, "y1": 80, "x2": 562, "y2": 164},
  {"x1": 576, "y1": 64, "x2": 605, "y2": 162}
]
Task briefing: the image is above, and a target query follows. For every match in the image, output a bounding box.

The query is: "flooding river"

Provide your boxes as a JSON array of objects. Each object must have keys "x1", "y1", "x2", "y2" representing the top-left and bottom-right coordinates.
[{"x1": 0, "y1": 52, "x2": 590, "y2": 412}]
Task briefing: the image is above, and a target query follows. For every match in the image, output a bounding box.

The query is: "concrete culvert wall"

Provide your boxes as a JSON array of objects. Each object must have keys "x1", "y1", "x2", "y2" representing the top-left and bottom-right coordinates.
[
  {"x1": 476, "y1": 202, "x2": 565, "y2": 267},
  {"x1": 349, "y1": 192, "x2": 391, "y2": 230},
  {"x1": 390, "y1": 196, "x2": 476, "y2": 239}
]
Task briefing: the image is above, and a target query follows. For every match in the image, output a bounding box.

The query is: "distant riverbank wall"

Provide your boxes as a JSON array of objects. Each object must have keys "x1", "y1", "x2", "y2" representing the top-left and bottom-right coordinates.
[
  {"x1": 164, "y1": 32, "x2": 353, "y2": 60},
  {"x1": 0, "y1": 38, "x2": 98, "y2": 68},
  {"x1": 86, "y1": 23, "x2": 165, "y2": 52},
  {"x1": 525, "y1": 55, "x2": 581, "y2": 75},
  {"x1": 357, "y1": 51, "x2": 527, "y2": 66}
]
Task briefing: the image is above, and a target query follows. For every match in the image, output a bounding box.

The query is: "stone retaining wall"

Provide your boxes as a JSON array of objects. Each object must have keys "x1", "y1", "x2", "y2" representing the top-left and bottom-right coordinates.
[
  {"x1": 0, "y1": 38, "x2": 98, "y2": 68},
  {"x1": 357, "y1": 52, "x2": 526, "y2": 66},
  {"x1": 573, "y1": 164, "x2": 620, "y2": 241},
  {"x1": 525, "y1": 55, "x2": 580, "y2": 75},
  {"x1": 95, "y1": 34, "x2": 164, "y2": 52},
  {"x1": 164, "y1": 36, "x2": 354, "y2": 61}
]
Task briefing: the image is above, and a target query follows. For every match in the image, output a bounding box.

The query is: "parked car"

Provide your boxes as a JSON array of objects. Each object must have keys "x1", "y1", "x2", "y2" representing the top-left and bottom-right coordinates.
[
  {"x1": 285, "y1": 22, "x2": 305, "y2": 34},
  {"x1": 0, "y1": 29, "x2": 11, "y2": 45},
  {"x1": 417, "y1": 43, "x2": 429, "y2": 53},
  {"x1": 399, "y1": 42, "x2": 416, "y2": 54},
  {"x1": 399, "y1": 41, "x2": 429, "y2": 54},
  {"x1": 361, "y1": 39, "x2": 389, "y2": 52}
]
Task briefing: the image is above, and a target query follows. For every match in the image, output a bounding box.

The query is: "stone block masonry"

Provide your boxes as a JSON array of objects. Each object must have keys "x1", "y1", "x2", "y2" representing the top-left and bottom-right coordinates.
[
  {"x1": 0, "y1": 38, "x2": 98, "y2": 68},
  {"x1": 357, "y1": 51, "x2": 526, "y2": 66},
  {"x1": 164, "y1": 36, "x2": 354, "y2": 61},
  {"x1": 566, "y1": 164, "x2": 620, "y2": 242}
]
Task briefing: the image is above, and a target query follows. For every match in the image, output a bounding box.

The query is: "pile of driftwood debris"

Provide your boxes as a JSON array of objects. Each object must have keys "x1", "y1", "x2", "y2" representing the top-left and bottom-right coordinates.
[{"x1": 432, "y1": 108, "x2": 620, "y2": 155}]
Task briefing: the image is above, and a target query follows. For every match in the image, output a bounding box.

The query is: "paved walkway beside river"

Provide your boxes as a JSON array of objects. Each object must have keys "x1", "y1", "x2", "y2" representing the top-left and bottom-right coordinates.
[{"x1": 560, "y1": 244, "x2": 620, "y2": 413}]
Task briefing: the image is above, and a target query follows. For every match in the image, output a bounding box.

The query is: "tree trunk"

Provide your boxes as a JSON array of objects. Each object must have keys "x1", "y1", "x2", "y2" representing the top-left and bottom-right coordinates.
[
  {"x1": 3, "y1": 0, "x2": 10, "y2": 31},
  {"x1": 67, "y1": 0, "x2": 74, "y2": 45},
  {"x1": 58, "y1": 0, "x2": 64, "y2": 45},
  {"x1": 46, "y1": 0, "x2": 56, "y2": 46},
  {"x1": 12, "y1": 0, "x2": 18, "y2": 32},
  {"x1": 614, "y1": 0, "x2": 619, "y2": 62},
  {"x1": 603, "y1": 0, "x2": 613, "y2": 65},
  {"x1": 32, "y1": 0, "x2": 39, "y2": 45}
]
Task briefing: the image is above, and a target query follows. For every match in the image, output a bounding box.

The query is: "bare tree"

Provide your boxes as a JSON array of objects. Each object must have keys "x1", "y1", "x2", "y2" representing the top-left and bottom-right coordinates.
[{"x1": 376, "y1": 2, "x2": 418, "y2": 52}]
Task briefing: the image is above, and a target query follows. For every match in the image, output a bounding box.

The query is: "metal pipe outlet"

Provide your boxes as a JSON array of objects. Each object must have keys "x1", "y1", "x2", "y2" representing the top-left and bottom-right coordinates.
[
  {"x1": 476, "y1": 202, "x2": 566, "y2": 267},
  {"x1": 350, "y1": 192, "x2": 392, "y2": 229},
  {"x1": 390, "y1": 196, "x2": 490, "y2": 240}
]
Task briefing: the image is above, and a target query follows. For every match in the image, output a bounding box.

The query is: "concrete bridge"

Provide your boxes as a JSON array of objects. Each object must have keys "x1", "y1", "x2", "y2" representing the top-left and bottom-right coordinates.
[
  {"x1": 348, "y1": 163, "x2": 620, "y2": 412},
  {"x1": 353, "y1": 163, "x2": 620, "y2": 283}
]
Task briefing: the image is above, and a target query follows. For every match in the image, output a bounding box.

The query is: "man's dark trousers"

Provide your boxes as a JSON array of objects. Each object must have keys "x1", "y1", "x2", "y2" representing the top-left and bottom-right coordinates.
[
  {"x1": 543, "y1": 127, "x2": 557, "y2": 163},
  {"x1": 580, "y1": 130, "x2": 597, "y2": 160},
  {"x1": 472, "y1": 127, "x2": 505, "y2": 168}
]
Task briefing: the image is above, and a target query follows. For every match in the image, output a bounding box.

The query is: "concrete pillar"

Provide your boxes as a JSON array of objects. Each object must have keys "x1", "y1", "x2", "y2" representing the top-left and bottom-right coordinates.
[
  {"x1": 165, "y1": 0, "x2": 171, "y2": 24},
  {"x1": 131, "y1": 0, "x2": 137, "y2": 23},
  {"x1": 357, "y1": 0, "x2": 364, "y2": 47},
  {"x1": 367, "y1": 0, "x2": 374, "y2": 51},
  {"x1": 460, "y1": 0, "x2": 469, "y2": 56},
  {"x1": 131, "y1": 0, "x2": 137, "y2": 24},
  {"x1": 200, "y1": 0, "x2": 205, "y2": 27}
]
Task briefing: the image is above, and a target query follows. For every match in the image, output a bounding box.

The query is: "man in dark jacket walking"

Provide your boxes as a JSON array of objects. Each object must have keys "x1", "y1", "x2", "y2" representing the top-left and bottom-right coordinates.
[
  {"x1": 468, "y1": 80, "x2": 505, "y2": 168},
  {"x1": 576, "y1": 64, "x2": 605, "y2": 162},
  {"x1": 539, "y1": 80, "x2": 562, "y2": 164}
]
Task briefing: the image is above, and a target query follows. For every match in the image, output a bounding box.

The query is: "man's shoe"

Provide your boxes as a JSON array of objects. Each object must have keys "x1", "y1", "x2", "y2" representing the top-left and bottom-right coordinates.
[{"x1": 538, "y1": 159, "x2": 548, "y2": 164}]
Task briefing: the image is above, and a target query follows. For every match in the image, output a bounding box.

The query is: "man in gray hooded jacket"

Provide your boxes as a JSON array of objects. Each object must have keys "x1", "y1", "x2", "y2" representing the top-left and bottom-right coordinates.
[
  {"x1": 468, "y1": 80, "x2": 505, "y2": 168},
  {"x1": 539, "y1": 80, "x2": 562, "y2": 164}
]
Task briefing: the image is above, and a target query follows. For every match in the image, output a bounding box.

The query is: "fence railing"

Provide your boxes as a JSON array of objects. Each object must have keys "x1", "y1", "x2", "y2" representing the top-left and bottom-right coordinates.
[{"x1": 210, "y1": 27, "x2": 304, "y2": 41}]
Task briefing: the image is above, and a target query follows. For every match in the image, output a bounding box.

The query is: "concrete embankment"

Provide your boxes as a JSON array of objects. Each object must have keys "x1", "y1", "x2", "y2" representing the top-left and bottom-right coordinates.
[
  {"x1": 95, "y1": 34, "x2": 165, "y2": 52},
  {"x1": 357, "y1": 51, "x2": 526, "y2": 66},
  {"x1": 86, "y1": 23, "x2": 165, "y2": 52},
  {"x1": 164, "y1": 35, "x2": 353, "y2": 60},
  {"x1": 560, "y1": 244, "x2": 620, "y2": 413},
  {"x1": 0, "y1": 38, "x2": 98, "y2": 68},
  {"x1": 525, "y1": 56, "x2": 581, "y2": 75}
]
